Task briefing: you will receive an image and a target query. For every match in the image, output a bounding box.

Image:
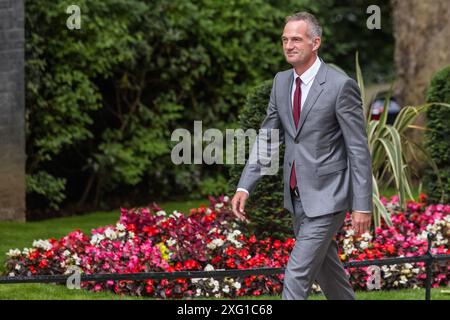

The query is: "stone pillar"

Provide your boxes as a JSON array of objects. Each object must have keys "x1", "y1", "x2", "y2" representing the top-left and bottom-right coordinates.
[{"x1": 0, "y1": 0, "x2": 25, "y2": 221}]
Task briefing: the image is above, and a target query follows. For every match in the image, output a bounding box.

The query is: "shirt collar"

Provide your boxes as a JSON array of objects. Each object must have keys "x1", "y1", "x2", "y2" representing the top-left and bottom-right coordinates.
[{"x1": 293, "y1": 56, "x2": 322, "y2": 85}]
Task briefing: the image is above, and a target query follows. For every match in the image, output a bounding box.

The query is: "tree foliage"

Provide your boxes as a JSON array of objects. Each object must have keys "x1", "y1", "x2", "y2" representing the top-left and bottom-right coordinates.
[{"x1": 25, "y1": 0, "x2": 394, "y2": 216}]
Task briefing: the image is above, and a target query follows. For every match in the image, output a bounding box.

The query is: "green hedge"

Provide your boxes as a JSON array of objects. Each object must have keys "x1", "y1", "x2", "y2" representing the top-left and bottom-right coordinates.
[
  {"x1": 424, "y1": 66, "x2": 450, "y2": 203},
  {"x1": 228, "y1": 80, "x2": 292, "y2": 240}
]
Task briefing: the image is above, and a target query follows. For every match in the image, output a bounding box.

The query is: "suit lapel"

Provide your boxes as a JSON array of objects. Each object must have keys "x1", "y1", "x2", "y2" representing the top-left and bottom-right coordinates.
[{"x1": 294, "y1": 62, "x2": 328, "y2": 138}]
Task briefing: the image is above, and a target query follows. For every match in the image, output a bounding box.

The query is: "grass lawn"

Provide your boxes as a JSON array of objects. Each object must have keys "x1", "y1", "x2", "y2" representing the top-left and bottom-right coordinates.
[{"x1": 0, "y1": 283, "x2": 448, "y2": 300}]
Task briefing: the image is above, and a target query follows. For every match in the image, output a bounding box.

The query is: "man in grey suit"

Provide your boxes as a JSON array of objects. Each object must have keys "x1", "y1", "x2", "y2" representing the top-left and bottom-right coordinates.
[{"x1": 231, "y1": 12, "x2": 373, "y2": 300}]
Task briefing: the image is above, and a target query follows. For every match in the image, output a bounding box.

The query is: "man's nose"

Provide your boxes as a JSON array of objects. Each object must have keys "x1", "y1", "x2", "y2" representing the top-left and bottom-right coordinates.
[{"x1": 285, "y1": 40, "x2": 294, "y2": 50}]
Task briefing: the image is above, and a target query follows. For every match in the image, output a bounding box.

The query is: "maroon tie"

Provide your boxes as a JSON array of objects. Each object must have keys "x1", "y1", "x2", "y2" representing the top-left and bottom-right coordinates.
[{"x1": 290, "y1": 77, "x2": 301, "y2": 190}]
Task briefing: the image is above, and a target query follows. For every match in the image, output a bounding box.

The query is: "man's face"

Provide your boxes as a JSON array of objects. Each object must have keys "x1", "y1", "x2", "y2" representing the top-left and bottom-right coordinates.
[{"x1": 282, "y1": 20, "x2": 320, "y2": 67}]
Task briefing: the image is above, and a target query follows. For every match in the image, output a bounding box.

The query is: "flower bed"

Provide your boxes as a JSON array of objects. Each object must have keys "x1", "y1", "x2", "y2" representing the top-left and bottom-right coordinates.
[{"x1": 4, "y1": 195, "x2": 449, "y2": 298}]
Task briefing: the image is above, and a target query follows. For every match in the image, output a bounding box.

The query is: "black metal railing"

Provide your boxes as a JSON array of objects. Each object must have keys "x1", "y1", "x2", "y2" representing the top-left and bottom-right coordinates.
[{"x1": 1, "y1": 233, "x2": 449, "y2": 300}]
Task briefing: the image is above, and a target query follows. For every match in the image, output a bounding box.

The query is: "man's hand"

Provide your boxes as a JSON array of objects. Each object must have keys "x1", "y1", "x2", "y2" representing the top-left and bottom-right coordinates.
[
  {"x1": 231, "y1": 191, "x2": 249, "y2": 223},
  {"x1": 351, "y1": 211, "x2": 371, "y2": 236}
]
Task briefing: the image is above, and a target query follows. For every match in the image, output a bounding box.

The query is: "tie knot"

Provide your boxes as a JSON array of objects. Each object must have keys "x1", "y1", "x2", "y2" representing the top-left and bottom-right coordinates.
[{"x1": 296, "y1": 77, "x2": 301, "y2": 86}]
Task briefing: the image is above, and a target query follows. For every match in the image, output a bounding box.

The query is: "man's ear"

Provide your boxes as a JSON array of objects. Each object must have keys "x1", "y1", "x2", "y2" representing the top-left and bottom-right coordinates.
[{"x1": 313, "y1": 37, "x2": 321, "y2": 51}]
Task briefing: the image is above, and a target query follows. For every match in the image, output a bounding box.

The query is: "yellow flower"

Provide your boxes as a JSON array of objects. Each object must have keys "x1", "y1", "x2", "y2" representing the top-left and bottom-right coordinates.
[{"x1": 157, "y1": 242, "x2": 170, "y2": 262}]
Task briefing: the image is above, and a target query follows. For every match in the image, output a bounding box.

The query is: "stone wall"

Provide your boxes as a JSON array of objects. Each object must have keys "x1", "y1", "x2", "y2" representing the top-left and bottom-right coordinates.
[{"x1": 0, "y1": 0, "x2": 25, "y2": 221}]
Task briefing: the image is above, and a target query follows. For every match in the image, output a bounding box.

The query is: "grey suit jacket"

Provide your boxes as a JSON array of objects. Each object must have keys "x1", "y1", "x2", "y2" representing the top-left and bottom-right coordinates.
[{"x1": 237, "y1": 60, "x2": 373, "y2": 217}]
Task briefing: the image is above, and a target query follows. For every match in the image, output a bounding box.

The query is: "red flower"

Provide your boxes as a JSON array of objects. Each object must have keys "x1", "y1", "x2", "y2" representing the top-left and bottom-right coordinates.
[
  {"x1": 273, "y1": 240, "x2": 282, "y2": 249},
  {"x1": 226, "y1": 258, "x2": 237, "y2": 268},
  {"x1": 184, "y1": 260, "x2": 200, "y2": 270},
  {"x1": 248, "y1": 235, "x2": 257, "y2": 244},
  {"x1": 225, "y1": 247, "x2": 236, "y2": 256},
  {"x1": 126, "y1": 223, "x2": 136, "y2": 232},
  {"x1": 29, "y1": 251, "x2": 40, "y2": 261},
  {"x1": 419, "y1": 193, "x2": 427, "y2": 203},
  {"x1": 211, "y1": 255, "x2": 222, "y2": 265},
  {"x1": 386, "y1": 244, "x2": 396, "y2": 255},
  {"x1": 145, "y1": 285, "x2": 154, "y2": 294},
  {"x1": 38, "y1": 259, "x2": 48, "y2": 268},
  {"x1": 143, "y1": 225, "x2": 159, "y2": 237}
]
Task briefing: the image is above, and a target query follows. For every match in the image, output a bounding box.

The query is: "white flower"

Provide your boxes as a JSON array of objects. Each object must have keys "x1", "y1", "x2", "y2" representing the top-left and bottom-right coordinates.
[
  {"x1": 32, "y1": 239, "x2": 53, "y2": 251},
  {"x1": 215, "y1": 203, "x2": 224, "y2": 209},
  {"x1": 223, "y1": 196, "x2": 230, "y2": 202},
  {"x1": 204, "y1": 264, "x2": 215, "y2": 271},
  {"x1": 90, "y1": 234, "x2": 105, "y2": 245},
  {"x1": 195, "y1": 288, "x2": 202, "y2": 296},
  {"x1": 401, "y1": 269, "x2": 411, "y2": 275},
  {"x1": 166, "y1": 238, "x2": 176, "y2": 247},
  {"x1": 212, "y1": 238, "x2": 224, "y2": 247},
  {"x1": 389, "y1": 264, "x2": 398, "y2": 271},
  {"x1": 233, "y1": 282, "x2": 241, "y2": 290},
  {"x1": 63, "y1": 250, "x2": 71, "y2": 257},
  {"x1": 72, "y1": 253, "x2": 81, "y2": 265},
  {"x1": 104, "y1": 228, "x2": 117, "y2": 240},
  {"x1": 207, "y1": 242, "x2": 216, "y2": 250},
  {"x1": 8, "y1": 272, "x2": 15, "y2": 277},
  {"x1": 346, "y1": 229, "x2": 355, "y2": 237},
  {"x1": 172, "y1": 211, "x2": 183, "y2": 218},
  {"x1": 156, "y1": 210, "x2": 167, "y2": 216},
  {"x1": 6, "y1": 249, "x2": 21, "y2": 257},
  {"x1": 234, "y1": 242, "x2": 243, "y2": 249},
  {"x1": 15, "y1": 264, "x2": 21, "y2": 271},
  {"x1": 399, "y1": 275, "x2": 408, "y2": 284},
  {"x1": 129, "y1": 231, "x2": 135, "y2": 239},
  {"x1": 361, "y1": 232, "x2": 373, "y2": 241},
  {"x1": 206, "y1": 208, "x2": 212, "y2": 215},
  {"x1": 208, "y1": 227, "x2": 218, "y2": 234},
  {"x1": 116, "y1": 223, "x2": 126, "y2": 232},
  {"x1": 222, "y1": 285, "x2": 230, "y2": 293},
  {"x1": 359, "y1": 241, "x2": 369, "y2": 250}
]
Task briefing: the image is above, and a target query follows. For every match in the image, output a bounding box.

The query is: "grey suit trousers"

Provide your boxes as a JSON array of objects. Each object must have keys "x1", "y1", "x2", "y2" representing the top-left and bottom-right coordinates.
[{"x1": 281, "y1": 192, "x2": 355, "y2": 300}]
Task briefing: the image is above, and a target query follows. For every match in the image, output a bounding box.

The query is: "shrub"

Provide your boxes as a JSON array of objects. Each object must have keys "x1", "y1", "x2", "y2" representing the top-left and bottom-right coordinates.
[
  {"x1": 227, "y1": 80, "x2": 292, "y2": 240},
  {"x1": 424, "y1": 66, "x2": 450, "y2": 203}
]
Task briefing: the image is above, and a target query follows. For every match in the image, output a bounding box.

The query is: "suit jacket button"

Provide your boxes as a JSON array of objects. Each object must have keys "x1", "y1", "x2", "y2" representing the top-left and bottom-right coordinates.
[
  {"x1": 295, "y1": 139, "x2": 299, "y2": 144},
  {"x1": 289, "y1": 162, "x2": 292, "y2": 166}
]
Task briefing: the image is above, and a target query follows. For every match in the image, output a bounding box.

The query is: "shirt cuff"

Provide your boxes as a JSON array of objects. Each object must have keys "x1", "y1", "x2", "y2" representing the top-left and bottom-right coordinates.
[
  {"x1": 354, "y1": 210, "x2": 371, "y2": 213},
  {"x1": 236, "y1": 188, "x2": 249, "y2": 196}
]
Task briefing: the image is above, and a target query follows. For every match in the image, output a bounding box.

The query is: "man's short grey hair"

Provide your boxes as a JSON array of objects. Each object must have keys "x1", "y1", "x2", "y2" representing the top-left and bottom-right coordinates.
[{"x1": 285, "y1": 12, "x2": 322, "y2": 40}]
